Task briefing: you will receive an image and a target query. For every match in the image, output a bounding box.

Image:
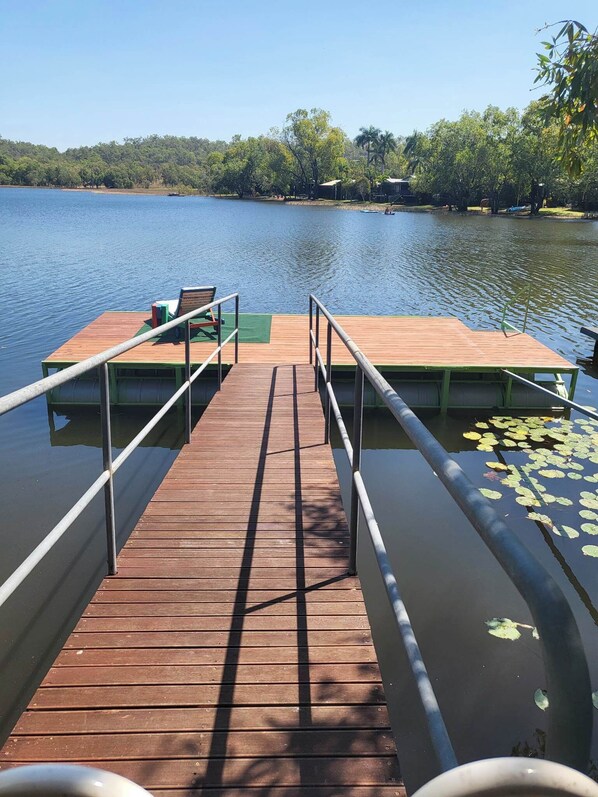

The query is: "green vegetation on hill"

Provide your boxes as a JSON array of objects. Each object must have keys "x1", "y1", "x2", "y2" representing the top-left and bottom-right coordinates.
[
  {"x1": 3, "y1": 100, "x2": 597, "y2": 211},
  {"x1": 0, "y1": 134, "x2": 226, "y2": 192}
]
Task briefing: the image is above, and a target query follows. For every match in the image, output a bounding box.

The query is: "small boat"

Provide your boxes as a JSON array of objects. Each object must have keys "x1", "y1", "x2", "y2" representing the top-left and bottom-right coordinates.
[{"x1": 360, "y1": 209, "x2": 380, "y2": 214}]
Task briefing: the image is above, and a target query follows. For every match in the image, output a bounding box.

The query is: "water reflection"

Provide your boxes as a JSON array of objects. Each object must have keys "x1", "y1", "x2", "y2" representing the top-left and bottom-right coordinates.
[{"x1": 0, "y1": 405, "x2": 186, "y2": 743}]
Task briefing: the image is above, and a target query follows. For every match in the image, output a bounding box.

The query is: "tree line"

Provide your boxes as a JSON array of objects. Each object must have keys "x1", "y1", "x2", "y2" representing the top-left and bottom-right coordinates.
[{"x1": 1, "y1": 107, "x2": 596, "y2": 212}]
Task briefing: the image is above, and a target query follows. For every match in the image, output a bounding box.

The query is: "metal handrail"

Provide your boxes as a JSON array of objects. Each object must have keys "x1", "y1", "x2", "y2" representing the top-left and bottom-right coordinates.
[
  {"x1": 500, "y1": 285, "x2": 532, "y2": 333},
  {"x1": 0, "y1": 764, "x2": 153, "y2": 796},
  {"x1": 502, "y1": 369, "x2": 598, "y2": 422},
  {"x1": 411, "y1": 758, "x2": 598, "y2": 797},
  {"x1": 0, "y1": 293, "x2": 239, "y2": 609},
  {"x1": 308, "y1": 295, "x2": 592, "y2": 775}
]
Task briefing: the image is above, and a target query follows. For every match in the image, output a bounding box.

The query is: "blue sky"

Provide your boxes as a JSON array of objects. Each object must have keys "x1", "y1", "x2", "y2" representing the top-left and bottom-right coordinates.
[{"x1": 1, "y1": 0, "x2": 596, "y2": 150}]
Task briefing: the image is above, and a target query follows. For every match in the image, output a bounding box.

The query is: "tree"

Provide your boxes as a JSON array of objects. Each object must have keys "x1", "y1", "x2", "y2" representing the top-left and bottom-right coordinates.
[
  {"x1": 404, "y1": 131, "x2": 425, "y2": 173},
  {"x1": 410, "y1": 112, "x2": 489, "y2": 211},
  {"x1": 281, "y1": 109, "x2": 345, "y2": 198},
  {"x1": 354, "y1": 126, "x2": 381, "y2": 167},
  {"x1": 480, "y1": 106, "x2": 519, "y2": 213},
  {"x1": 535, "y1": 20, "x2": 598, "y2": 175},
  {"x1": 511, "y1": 103, "x2": 560, "y2": 214},
  {"x1": 214, "y1": 136, "x2": 265, "y2": 198},
  {"x1": 375, "y1": 131, "x2": 397, "y2": 170}
]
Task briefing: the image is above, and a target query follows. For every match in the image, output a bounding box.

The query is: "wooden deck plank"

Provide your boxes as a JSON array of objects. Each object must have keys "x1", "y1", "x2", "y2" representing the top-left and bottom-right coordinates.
[
  {"x1": 41, "y1": 662, "x2": 382, "y2": 687},
  {"x1": 11, "y1": 705, "x2": 391, "y2": 735},
  {"x1": 44, "y1": 311, "x2": 573, "y2": 371},
  {"x1": 0, "y1": 363, "x2": 401, "y2": 793},
  {"x1": 0, "y1": 757, "x2": 402, "y2": 789}
]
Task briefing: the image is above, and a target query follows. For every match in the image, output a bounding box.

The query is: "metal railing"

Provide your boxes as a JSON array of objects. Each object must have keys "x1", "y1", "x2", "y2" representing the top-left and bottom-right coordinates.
[
  {"x1": 411, "y1": 758, "x2": 598, "y2": 797},
  {"x1": 500, "y1": 284, "x2": 532, "y2": 333},
  {"x1": 502, "y1": 369, "x2": 596, "y2": 421},
  {"x1": 0, "y1": 764, "x2": 153, "y2": 796},
  {"x1": 308, "y1": 295, "x2": 592, "y2": 776},
  {"x1": 0, "y1": 293, "x2": 239, "y2": 606}
]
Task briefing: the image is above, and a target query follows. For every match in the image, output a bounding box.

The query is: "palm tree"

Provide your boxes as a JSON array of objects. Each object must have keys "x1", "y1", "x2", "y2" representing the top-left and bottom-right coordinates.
[
  {"x1": 404, "y1": 131, "x2": 424, "y2": 172},
  {"x1": 354, "y1": 126, "x2": 381, "y2": 167},
  {"x1": 376, "y1": 131, "x2": 397, "y2": 170}
]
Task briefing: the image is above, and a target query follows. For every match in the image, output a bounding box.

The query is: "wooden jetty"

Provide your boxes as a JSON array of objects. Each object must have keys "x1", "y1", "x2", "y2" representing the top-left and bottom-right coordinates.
[{"x1": 0, "y1": 364, "x2": 404, "y2": 796}]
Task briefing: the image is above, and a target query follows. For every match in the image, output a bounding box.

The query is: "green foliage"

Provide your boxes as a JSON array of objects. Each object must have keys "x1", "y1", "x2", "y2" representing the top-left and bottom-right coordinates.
[
  {"x1": 410, "y1": 111, "x2": 492, "y2": 210},
  {"x1": 280, "y1": 108, "x2": 346, "y2": 198},
  {"x1": 0, "y1": 134, "x2": 228, "y2": 191},
  {"x1": 535, "y1": 20, "x2": 598, "y2": 175}
]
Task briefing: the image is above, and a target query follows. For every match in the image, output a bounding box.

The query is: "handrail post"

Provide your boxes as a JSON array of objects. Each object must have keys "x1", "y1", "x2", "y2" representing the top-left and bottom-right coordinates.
[
  {"x1": 324, "y1": 321, "x2": 332, "y2": 443},
  {"x1": 234, "y1": 294, "x2": 239, "y2": 364},
  {"x1": 309, "y1": 295, "x2": 313, "y2": 365},
  {"x1": 522, "y1": 285, "x2": 531, "y2": 333},
  {"x1": 314, "y1": 305, "x2": 320, "y2": 392},
  {"x1": 217, "y1": 303, "x2": 222, "y2": 390},
  {"x1": 349, "y1": 365, "x2": 364, "y2": 575},
  {"x1": 184, "y1": 320, "x2": 191, "y2": 444},
  {"x1": 99, "y1": 363, "x2": 117, "y2": 576}
]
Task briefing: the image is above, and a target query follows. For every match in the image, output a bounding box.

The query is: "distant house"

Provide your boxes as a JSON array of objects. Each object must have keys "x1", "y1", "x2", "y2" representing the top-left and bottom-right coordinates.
[
  {"x1": 319, "y1": 179, "x2": 342, "y2": 200},
  {"x1": 380, "y1": 177, "x2": 414, "y2": 202}
]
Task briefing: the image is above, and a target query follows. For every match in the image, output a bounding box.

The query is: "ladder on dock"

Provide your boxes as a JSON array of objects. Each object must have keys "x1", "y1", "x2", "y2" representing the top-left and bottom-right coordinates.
[{"x1": 0, "y1": 293, "x2": 595, "y2": 796}]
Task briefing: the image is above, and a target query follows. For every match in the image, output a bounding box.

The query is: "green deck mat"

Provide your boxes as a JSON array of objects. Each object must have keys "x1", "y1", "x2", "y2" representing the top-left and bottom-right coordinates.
[{"x1": 135, "y1": 313, "x2": 272, "y2": 344}]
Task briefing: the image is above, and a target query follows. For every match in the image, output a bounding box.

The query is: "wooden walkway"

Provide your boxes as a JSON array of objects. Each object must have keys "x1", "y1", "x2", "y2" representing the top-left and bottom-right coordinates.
[
  {"x1": 0, "y1": 364, "x2": 403, "y2": 796},
  {"x1": 44, "y1": 312, "x2": 574, "y2": 373}
]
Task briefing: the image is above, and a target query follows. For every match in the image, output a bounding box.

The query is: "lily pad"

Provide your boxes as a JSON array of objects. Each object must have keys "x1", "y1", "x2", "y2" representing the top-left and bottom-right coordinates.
[
  {"x1": 580, "y1": 509, "x2": 598, "y2": 521},
  {"x1": 554, "y1": 445, "x2": 574, "y2": 455},
  {"x1": 515, "y1": 485, "x2": 534, "y2": 496},
  {"x1": 554, "y1": 525, "x2": 580, "y2": 539},
  {"x1": 516, "y1": 496, "x2": 541, "y2": 508},
  {"x1": 554, "y1": 497, "x2": 573, "y2": 506},
  {"x1": 486, "y1": 462, "x2": 509, "y2": 471},
  {"x1": 581, "y1": 523, "x2": 598, "y2": 535},
  {"x1": 501, "y1": 439, "x2": 517, "y2": 448},
  {"x1": 501, "y1": 475, "x2": 521, "y2": 488},
  {"x1": 567, "y1": 472, "x2": 583, "y2": 480},
  {"x1": 475, "y1": 422, "x2": 490, "y2": 430},
  {"x1": 527, "y1": 512, "x2": 553, "y2": 525},
  {"x1": 480, "y1": 488, "x2": 502, "y2": 501},
  {"x1": 538, "y1": 469, "x2": 565, "y2": 479},
  {"x1": 489, "y1": 420, "x2": 509, "y2": 429},
  {"x1": 485, "y1": 618, "x2": 521, "y2": 640},
  {"x1": 463, "y1": 431, "x2": 482, "y2": 441},
  {"x1": 534, "y1": 689, "x2": 549, "y2": 711},
  {"x1": 582, "y1": 545, "x2": 598, "y2": 558}
]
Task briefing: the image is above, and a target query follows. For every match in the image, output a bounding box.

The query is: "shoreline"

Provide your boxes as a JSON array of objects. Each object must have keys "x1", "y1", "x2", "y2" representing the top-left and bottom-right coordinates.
[{"x1": 0, "y1": 185, "x2": 592, "y2": 220}]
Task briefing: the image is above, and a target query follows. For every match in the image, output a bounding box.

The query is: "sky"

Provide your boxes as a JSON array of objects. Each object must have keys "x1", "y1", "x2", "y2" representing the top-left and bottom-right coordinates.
[{"x1": 1, "y1": 0, "x2": 596, "y2": 150}]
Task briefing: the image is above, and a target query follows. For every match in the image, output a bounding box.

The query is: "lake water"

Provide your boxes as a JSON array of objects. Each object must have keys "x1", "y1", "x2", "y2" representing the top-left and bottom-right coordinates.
[{"x1": 1, "y1": 187, "x2": 597, "y2": 790}]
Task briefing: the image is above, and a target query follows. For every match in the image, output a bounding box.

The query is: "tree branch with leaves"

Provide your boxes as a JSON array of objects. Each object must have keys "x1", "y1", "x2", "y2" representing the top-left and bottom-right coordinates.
[{"x1": 535, "y1": 20, "x2": 598, "y2": 175}]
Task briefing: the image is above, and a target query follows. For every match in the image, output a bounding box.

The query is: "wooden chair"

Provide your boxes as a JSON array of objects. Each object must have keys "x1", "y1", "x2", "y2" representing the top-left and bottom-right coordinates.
[{"x1": 165, "y1": 286, "x2": 219, "y2": 337}]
